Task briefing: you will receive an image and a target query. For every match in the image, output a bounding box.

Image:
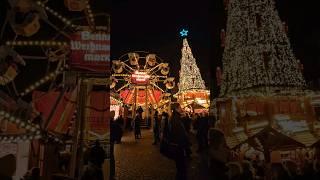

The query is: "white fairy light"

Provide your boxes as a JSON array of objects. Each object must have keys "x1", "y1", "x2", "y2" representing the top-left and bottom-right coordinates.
[{"x1": 220, "y1": 0, "x2": 306, "y2": 97}]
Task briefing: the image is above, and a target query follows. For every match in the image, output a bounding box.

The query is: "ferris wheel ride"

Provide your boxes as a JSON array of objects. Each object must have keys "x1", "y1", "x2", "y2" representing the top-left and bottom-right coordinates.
[{"x1": 111, "y1": 51, "x2": 175, "y2": 117}]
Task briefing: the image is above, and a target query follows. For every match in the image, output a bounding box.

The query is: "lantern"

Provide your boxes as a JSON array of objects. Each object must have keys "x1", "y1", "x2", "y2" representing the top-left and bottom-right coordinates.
[
  {"x1": 128, "y1": 53, "x2": 139, "y2": 66},
  {"x1": 9, "y1": 10, "x2": 41, "y2": 37},
  {"x1": 164, "y1": 77, "x2": 175, "y2": 90},
  {"x1": 64, "y1": 0, "x2": 87, "y2": 12},
  {"x1": 0, "y1": 46, "x2": 25, "y2": 85},
  {"x1": 160, "y1": 63, "x2": 169, "y2": 75},
  {"x1": 112, "y1": 60, "x2": 123, "y2": 73},
  {"x1": 146, "y1": 54, "x2": 156, "y2": 66}
]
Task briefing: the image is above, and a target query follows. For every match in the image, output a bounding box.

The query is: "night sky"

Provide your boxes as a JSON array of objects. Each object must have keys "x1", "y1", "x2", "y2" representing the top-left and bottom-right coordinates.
[
  {"x1": 0, "y1": 0, "x2": 319, "y2": 99},
  {"x1": 112, "y1": 0, "x2": 320, "y2": 97}
]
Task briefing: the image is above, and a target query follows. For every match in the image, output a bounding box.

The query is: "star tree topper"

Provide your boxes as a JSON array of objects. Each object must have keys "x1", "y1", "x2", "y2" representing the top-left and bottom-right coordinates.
[{"x1": 180, "y1": 29, "x2": 188, "y2": 37}]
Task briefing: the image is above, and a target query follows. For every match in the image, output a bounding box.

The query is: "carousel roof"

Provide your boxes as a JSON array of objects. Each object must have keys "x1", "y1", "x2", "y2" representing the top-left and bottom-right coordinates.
[
  {"x1": 120, "y1": 88, "x2": 162, "y2": 105},
  {"x1": 33, "y1": 88, "x2": 109, "y2": 136}
]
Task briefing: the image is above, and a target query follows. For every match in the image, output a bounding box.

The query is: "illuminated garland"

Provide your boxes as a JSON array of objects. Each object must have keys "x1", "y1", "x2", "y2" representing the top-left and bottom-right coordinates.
[
  {"x1": 6, "y1": 40, "x2": 68, "y2": 47},
  {"x1": 20, "y1": 65, "x2": 68, "y2": 96},
  {"x1": 220, "y1": 0, "x2": 306, "y2": 97},
  {"x1": 36, "y1": 1, "x2": 77, "y2": 28},
  {"x1": 177, "y1": 38, "x2": 206, "y2": 92}
]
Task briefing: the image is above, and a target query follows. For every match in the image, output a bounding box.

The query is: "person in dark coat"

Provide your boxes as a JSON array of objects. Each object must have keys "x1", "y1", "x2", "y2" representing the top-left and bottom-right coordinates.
[
  {"x1": 115, "y1": 115, "x2": 124, "y2": 143},
  {"x1": 169, "y1": 103, "x2": 190, "y2": 180},
  {"x1": 152, "y1": 111, "x2": 160, "y2": 145},
  {"x1": 109, "y1": 111, "x2": 116, "y2": 180},
  {"x1": 181, "y1": 113, "x2": 192, "y2": 158},
  {"x1": 196, "y1": 113, "x2": 209, "y2": 153},
  {"x1": 207, "y1": 129, "x2": 230, "y2": 180},
  {"x1": 134, "y1": 111, "x2": 142, "y2": 139},
  {"x1": 88, "y1": 140, "x2": 105, "y2": 180},
  {"x1": 160, "y1": 111, "x2": 169, "y2": 139}
]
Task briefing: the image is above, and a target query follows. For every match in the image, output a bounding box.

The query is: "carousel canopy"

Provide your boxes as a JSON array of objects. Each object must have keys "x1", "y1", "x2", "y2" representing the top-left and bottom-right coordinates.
[
  {"x1": 120, "y1": 88, "x2": 162, "y2": 106},
  {"x1": 33, "y1": 89, "x2": 109, "y2": 137}
]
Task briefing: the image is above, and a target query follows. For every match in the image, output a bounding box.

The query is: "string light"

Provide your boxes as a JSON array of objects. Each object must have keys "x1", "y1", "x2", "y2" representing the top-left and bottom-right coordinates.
[
  {"x1": 220, "y1": 0, "x2": 306, "y2": 97},
  {"x1": 20, "y1": 65, "x2": 68, "y2": 96},
  {"x1": 36, "y1": 1, "x2": 76, "y2": 28},
  {"x1": 6, "y1": 41, "x2": 68, "y2": 47},
  {"x1": 85, "y1": 1, "x2": 95, "y2": 28},
  {"x1": 175, "y1": 37, "x2": 210, "y2": 108}
]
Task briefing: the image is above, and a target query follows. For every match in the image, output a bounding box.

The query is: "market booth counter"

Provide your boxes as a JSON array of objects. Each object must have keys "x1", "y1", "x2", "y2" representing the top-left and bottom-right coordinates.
[{"x1": 215, "y1": 96, "x2": 320, "y2": 163}]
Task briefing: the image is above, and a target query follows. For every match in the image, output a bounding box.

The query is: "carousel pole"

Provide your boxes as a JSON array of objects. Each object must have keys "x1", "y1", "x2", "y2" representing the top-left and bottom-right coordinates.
[
  {"x1": 133, "y1": 87, "x2": 137, "y2": 119},
  {"x1": 145, "y1": 85, "x2": 149, "y2": 126},
  {"x1": 70, "y1": 77, "x2": 88, "y2": 178}
]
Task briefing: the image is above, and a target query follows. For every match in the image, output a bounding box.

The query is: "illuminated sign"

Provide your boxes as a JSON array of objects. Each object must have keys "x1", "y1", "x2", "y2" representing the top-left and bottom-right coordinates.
[
  {"x1": 69, "y1": 29, "x2": 110, "y2": 73},
  {"x1": 131, "y1": 71, "x2": 150, "y2": 85}
]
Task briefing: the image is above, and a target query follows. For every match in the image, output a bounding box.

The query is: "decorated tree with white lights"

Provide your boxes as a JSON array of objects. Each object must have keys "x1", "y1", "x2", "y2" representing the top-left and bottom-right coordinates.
[
  {"x1": 178, "y1": 31, "x2": 206, "y2": 92},
  {"x1": 175, "y1": 30, "x2": 210, "y2": 111},
  {"x1": 220, "y1": 0, "x2": 306, "y2": 97}
]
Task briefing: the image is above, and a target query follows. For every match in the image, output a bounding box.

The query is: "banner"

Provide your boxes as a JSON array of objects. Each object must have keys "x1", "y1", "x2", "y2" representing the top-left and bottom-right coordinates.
[{"x1": 69, "y1": 28, "x2": 110, "y2": 73}]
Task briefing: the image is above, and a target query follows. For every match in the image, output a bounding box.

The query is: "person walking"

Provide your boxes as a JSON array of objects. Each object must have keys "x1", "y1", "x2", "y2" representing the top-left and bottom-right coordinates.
[
  {"x1": 87, "y1": 140, "x2": 105, "y2": 180},
  {"x1": 207, "y1": 129, "x2": 230, "y2": 180},
  {"x1": 133, "y1": 111, "x2": 142, "y2": 139},
  {"x1": 196, "y1": 113, "x2": 209, "y2": 153},
  {"x1": 152, "y1": 111, "x2": 160, "y2": 145},
  {"x1": 115, "y1": 115, "x2": 124, "y2": 143},
  {"x1": 161, "y1": 103, "x2": 189, "y2": 180},
  {"x1": 109, "y1": 111, "x2": 116, "y2": 180}
]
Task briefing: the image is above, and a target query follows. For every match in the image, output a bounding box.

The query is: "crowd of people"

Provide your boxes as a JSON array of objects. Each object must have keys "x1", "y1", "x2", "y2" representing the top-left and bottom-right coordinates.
[
  {"x1": 160, "y1": 104, "x2": 320, "y2": 180},
  {"x1": 110, "y1": 104, "x2": 320, "y2": 180}
]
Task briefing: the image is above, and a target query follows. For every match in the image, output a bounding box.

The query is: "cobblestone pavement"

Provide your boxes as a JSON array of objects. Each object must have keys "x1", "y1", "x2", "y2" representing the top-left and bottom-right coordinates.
[{"x1": 114, "y1": 129, "x2": 204, "y2": 180}]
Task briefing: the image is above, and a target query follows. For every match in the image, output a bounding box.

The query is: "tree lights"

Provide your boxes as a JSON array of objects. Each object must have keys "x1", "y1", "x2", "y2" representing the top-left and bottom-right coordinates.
[
  {"x1": 220, "y1": 0, "x2": 306, "y2": 97},
  {"x1": 175, "y1": 31, "x2": 210, "y2": 110}
]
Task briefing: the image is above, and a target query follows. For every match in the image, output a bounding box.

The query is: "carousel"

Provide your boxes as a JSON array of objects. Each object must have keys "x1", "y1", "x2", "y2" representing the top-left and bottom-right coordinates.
[
  {"x1": 111, "y1": 51, "x2": 175, "y2": 122},
  {"x1": 0, "y1": 0, "x2": 110, "y2": 179}
]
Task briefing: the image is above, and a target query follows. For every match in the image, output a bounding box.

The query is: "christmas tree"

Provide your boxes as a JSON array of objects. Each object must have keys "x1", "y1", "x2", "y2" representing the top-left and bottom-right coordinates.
[
  {"x1": 220, "y1": 0, "x2": 306, "y2": 97},
  {"x1": 177, "y1": 30, "x2": 206, "y2": 92}
]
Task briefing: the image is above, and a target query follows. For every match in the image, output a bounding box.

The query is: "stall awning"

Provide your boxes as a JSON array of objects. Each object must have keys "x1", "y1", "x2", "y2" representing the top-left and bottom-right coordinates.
[
  {"x1": 292, "y1": 131, "x2": 319, "y2": 147},
  {"x1": 33, "y1": 89, "x2": 109, "y2": 138},
  {"x1": 226, "y1": 131, "x2": 248, "y2": 149},
  {"x1": 33, "y1": 89, "x2": 77, "y2": 134}
]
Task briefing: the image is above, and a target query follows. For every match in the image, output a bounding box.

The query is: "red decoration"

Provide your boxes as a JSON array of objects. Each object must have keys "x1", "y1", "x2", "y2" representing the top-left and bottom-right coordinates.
[
  {"x1": 223, "y1": 0, "x2": 229, "y2": 10},
  {"x1": 220, "y1": 29, "x2": 226, "y2": 47},
  {"x1": 69, "y1": 30, "x2": 110, "y2": 73},
  {"x1": 216, "y1": 67, "x2": 222, "y2": 87},
  {"x1": 282, "y1": 22, "x2": 288, "y2": 33},
  {"x1": 87, "y1": 92, "x2": 109, "y2": 135},
  {"x1": 120, "y1": 89, "x2": 162, "y2": 105}
]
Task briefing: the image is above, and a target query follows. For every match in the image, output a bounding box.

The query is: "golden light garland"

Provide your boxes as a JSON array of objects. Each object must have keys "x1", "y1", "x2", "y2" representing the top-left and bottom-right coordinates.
[
  {"x1": 220, "y1": 0, "x2": 306, "y2": 97},
  {"x1": 0, "y1": 110, "x2": 40, "y2": 131},
  {"x1": 20, "y1": 65, "x2": 68, "y2": 97},
  {"x1": 85, "y1": 1, "x2": 95, "y2": 27},
  {"x1": 36, "y1": 1, "x2": 77, "y2": 28},
  {"x1": 6, "y1": 40, "x2": 68, "y2": 47}
]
